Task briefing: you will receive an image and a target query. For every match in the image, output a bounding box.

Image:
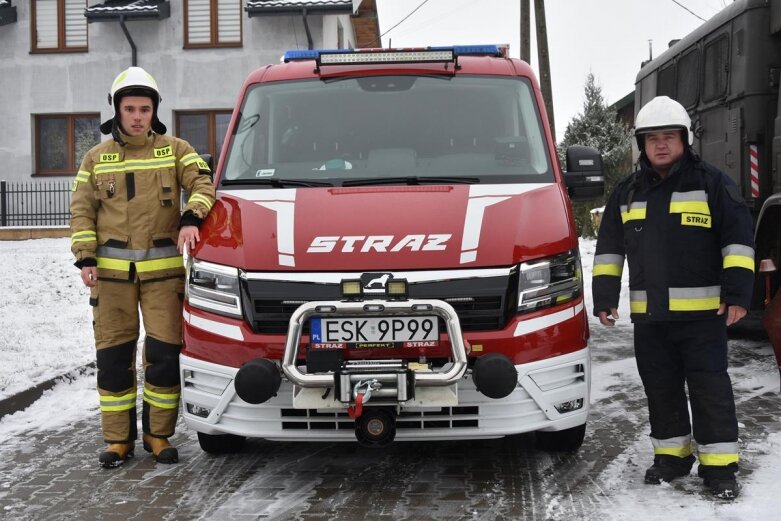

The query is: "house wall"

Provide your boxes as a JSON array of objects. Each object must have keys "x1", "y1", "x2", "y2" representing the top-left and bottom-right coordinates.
[{"x1": 0, "y1": 1, "x2": 355, "y2": 184}]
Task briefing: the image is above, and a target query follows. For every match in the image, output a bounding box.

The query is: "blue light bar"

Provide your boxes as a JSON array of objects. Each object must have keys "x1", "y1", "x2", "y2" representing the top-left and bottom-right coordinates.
[
  {"x1": 283, "y1": 49, "x2": 320, "y2": 62},
  {"x1": 437, "y1": 45, "x2": 503, "y2": 56}
]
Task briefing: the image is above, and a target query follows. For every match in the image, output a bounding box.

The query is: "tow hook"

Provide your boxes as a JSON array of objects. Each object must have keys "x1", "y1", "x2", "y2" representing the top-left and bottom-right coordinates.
[
  {"x1": 347, "y1": 379, "x2": 381, "y2": 419},
  {"x1": 348, "y1": 379, "x2": 397, "y2": 447},
  {"x1": 355, "y1": 406, "x2": 397, "y2": 448}
]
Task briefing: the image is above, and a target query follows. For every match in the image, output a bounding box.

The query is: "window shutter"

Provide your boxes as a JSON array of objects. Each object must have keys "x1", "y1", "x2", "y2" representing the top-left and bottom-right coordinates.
[
  {"x1": 64, "y1": 0, "x2": 87, "y2": 48},
  {"x1": 188, "y1": 0, "x2": 212, "y2": 44},
  {"x1": 217, "y1": 0, "x2": 241, "y2": 44},
  {"x1": 35, "y1": 0, "x2": 59, "y2": 49}
]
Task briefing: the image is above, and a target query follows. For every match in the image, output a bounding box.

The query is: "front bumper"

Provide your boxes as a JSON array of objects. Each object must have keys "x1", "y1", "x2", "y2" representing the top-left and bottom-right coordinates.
[{"x1": 180, "y1": 347, "x2": 590, "y2": 442}]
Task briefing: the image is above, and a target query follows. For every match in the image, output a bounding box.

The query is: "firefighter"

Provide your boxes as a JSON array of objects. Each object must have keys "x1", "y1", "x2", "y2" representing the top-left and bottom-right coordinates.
[
  {"x1": 592, "y1": 96, "x2": 754, "y2": 500},
  {"x1": 70, "y1": 67, "x2": 215, "y2": 468}
]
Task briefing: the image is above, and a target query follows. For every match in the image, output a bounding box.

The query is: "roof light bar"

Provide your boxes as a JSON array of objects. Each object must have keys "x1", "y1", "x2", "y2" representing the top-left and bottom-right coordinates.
[
  {"x1": 283, "y1": 45, "x2": 503, "y2": 65},
  {"x1": 320, "y1": 49, "x2": 454, "y2": 65}
]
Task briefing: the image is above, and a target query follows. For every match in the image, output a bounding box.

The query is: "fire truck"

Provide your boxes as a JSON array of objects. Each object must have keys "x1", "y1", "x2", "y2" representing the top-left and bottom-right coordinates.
[
  {"x1": 635, "y1": 0, "x2": 781, "y2": 313},
  {"x1": 179, "y1": 45, "x2": 604, "y2": 452}
]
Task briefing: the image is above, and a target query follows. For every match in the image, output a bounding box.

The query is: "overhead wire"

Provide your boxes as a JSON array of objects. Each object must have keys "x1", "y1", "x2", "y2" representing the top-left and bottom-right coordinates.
[
  {"x1": 369, "y1": 0, "x2": 433, "y2": 47},
  {"x1": 670, "y1": 0, "x2": 707, "y2": 22}
]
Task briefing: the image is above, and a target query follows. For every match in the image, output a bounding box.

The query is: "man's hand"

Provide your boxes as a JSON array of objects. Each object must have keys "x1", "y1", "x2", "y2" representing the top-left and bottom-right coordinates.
[
  {"x1": 178, "y1": 225, "x2": 200, "y2": 254},
  {"x1": 718, "y1": 303, "x2": 747, "y2": 326},
  {"x1": 81, "y1": 266, "x2": 97, "y2": 288},
  {"x1": 598, "y1": 308, "x2": 619, "y2": 327}
]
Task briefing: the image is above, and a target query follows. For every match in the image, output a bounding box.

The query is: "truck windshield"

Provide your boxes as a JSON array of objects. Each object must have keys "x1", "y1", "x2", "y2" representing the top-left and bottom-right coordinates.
[{"x1": 221, "y1": 75, "x2": 553, "y2": 186}]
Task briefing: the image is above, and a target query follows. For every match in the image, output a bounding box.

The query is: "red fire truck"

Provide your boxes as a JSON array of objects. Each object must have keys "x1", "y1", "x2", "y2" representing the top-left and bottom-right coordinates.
[{"x1": 180, "y1": 46, "x2": 604, "y2": 452}]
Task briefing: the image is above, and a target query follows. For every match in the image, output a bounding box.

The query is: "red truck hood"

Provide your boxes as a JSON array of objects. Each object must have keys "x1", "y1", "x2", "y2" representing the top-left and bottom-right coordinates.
[{"x1": 196, "y1": 183, "x2": 575, "y2": 270}]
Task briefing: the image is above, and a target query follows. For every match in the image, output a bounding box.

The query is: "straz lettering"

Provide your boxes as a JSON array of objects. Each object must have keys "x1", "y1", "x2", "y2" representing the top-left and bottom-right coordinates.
[
  {"x1": 311, "y1": 342, "x2": 345, "y2": 350},
  {"x1": 405, "y1": 341, "x2": 437, "y2": 348},
  {"x1": 681, "y1": 213, "x2": 711, "y2": 228},
  {"x1": 154, "y1": 146, "x2": 173, "y2": 158},
  {"x1": 307, "y1": 234, "x2": 451, "y2": 253},
  {"x1": 100, "y1": 153, "x2": 120, "y2": 163}
]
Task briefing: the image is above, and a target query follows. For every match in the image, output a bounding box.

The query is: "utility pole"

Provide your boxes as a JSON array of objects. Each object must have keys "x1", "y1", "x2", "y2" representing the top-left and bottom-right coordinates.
[
  {"x1": 520, "y1": 0, "x2": 530, "y2": 63},
  {"x1": 534, "y1": 0, "x2": 555, "y2": 140}
]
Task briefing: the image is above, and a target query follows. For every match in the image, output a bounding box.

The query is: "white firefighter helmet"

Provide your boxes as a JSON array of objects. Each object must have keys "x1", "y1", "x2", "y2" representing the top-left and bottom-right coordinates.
[
  {"x1": 100, "y1": 66, "x2": 167, "y2": 137},
  {"x1": 634, "y1": 95, "x2": 692, "y2": 147}
]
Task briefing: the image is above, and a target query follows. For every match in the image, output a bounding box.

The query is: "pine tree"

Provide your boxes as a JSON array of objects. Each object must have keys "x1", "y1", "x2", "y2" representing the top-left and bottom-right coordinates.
[{"x1": 558, "y1": 73, "x2": 633, "y2": 237}]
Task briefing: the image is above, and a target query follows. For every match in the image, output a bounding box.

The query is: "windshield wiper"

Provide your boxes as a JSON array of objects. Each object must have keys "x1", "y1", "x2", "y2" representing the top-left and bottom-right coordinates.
[
  {"x1": 222, "y1": 178, "x2": 333, "y2": 188},
  {"x1": 341, "y1": 176, "x2": 479, "y2": 187}
]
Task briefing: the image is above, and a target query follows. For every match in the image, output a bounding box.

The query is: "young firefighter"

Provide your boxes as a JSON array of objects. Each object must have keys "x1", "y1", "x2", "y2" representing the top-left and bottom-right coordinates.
[
  {"x1": 592, "y1": 96, "x2": 755, "y2": 499},
  {"x1": 70, "y1": 67, "x2": 215, "y2": 468}
]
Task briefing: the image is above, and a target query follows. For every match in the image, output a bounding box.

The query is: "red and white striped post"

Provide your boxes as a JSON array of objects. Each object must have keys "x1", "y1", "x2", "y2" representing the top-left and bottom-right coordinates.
[{"x1": 749, "y1": 144, "x2": 760, "y2": 198}]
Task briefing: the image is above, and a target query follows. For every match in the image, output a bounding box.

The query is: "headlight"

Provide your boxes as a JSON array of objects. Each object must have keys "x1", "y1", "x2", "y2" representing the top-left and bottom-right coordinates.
[
  {"x1": 517, "y1": 251, "x2": 582, "y2": 313},
  {"x1": 186, "y1": 258, "x2": 243, "y2": 318}
]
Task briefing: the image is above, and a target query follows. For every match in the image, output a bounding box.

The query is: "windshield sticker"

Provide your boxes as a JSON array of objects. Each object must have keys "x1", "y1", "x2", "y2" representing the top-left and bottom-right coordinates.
[{"x1": 256, "y1": 169, "x2": 276, "y2": 177}]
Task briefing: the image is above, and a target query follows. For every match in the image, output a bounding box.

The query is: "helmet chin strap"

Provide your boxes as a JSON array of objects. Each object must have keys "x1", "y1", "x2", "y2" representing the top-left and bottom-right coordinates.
[{"x1": 111, "y1": 120, "x2": 127, "y2": 147}]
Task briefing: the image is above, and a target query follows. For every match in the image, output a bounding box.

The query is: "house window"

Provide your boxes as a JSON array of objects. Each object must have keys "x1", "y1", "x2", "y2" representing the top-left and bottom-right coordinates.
[
  {"x1": 185, "y1": 0, "x2": 241, "y2": 48},
  {"x1": 31, "y1": 0, "x2": 87, "y2": 52},
  {"x1": 176, "y1": 110, "x2": 233, "y2": 163},
  {"x1": 35, "y1": 114, "x2": 101, "y2": 175}
]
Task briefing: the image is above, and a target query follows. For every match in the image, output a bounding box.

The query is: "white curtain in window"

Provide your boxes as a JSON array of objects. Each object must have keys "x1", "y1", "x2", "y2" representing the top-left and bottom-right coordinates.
[
  {"x1": 217, "y1": 0, "x2": 241, "y2": 43},
  {"x1": 65, "y1": 0, "x2": 87, "y2": 47},
  {"x1": 188, "y1": 0, "x2": 212, "y2": 44},
  {"x1": 35, "y1": 0, "x2": 58, "y2": 49}
]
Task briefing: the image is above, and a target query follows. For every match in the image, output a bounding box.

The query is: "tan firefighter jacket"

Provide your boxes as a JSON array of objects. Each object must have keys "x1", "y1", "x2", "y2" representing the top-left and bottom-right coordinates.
[{"x1": 70, "y1": 131, "x2": 215, "y2": 281}]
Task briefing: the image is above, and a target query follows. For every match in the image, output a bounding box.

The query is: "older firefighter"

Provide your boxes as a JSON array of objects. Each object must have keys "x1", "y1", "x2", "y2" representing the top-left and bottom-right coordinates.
[
  {"x1": 592, "y1": 96, "x2": 754, "y2": 500},
  {"x1": 70, "y1": 67, "x2": 215, "y2": 468}
]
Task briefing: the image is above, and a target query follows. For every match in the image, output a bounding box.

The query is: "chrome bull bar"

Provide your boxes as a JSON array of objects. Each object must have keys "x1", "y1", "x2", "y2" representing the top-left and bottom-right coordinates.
[{"x1": 281, "y1": 299, "x2": 468, "y2": 388}]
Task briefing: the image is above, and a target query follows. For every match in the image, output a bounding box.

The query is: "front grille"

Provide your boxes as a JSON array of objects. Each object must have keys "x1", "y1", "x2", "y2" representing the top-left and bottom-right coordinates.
[
  {"x1": 280, "y1": 406, "x2": 479, "y2": 430},
  {"x1": 244, "y1": 271, "x2": 516, "y2": 334}
]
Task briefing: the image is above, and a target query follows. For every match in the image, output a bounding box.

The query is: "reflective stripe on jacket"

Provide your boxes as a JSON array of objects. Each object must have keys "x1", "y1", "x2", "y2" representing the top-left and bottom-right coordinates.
[
  {"x1": 70, "y1": 131, "x2": 215, "y2": 281},
  {"x1": 592, "y1": 151, "x2": 755, "y2": 322}
]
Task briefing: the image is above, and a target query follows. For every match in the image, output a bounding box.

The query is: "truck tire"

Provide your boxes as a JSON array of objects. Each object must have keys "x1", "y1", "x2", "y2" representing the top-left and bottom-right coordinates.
[
  {"x1": 535, "y1": 423, "x2": 586, "y2": 452},
  {"x1": 197, "y1": 432, "x2": 246, "y2": 454}
]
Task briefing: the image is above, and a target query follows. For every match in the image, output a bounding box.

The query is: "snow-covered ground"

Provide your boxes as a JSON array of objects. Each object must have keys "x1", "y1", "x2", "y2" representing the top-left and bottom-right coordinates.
[
  {"x1": 0, "y1": 238, "x2": 94, "y2": 401},
  {"x1": 0, "y1": 237, "x2": 779, "y2": 519}
]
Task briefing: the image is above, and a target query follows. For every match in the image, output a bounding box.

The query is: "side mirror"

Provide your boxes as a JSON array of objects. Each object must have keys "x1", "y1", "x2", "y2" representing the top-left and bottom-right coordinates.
[{"x1": 564, "y1": 145, "x2": 604, "y2": 201}]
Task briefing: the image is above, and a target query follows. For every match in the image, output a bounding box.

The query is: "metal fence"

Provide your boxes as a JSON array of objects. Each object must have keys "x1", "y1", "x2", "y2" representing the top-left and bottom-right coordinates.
[{"x1": 0, "y1": 180, "x2": 71, "y2": 227}]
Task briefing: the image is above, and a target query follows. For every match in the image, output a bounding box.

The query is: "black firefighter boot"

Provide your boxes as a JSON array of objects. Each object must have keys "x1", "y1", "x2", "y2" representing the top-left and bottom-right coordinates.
[
  {"x1": 99, "y1": 443, "x2": 134, "y2": 468},
  {"x1": 644, "y1": 454, "x2": 696, "y2": 484},
  {"x1": 698, "y1": 463, "x2": 740, "y2": 500},
  {"x1": 143, "y1": 434, "x2": 179, "y2": 464}
]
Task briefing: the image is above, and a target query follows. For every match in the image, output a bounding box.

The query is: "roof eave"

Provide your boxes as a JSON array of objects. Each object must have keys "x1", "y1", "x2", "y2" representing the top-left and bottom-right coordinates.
[
  {"x1": 246, "y1": 5, "x2": 353, "y2": 18},
  {"x1": 84, "y1": 2, "x2": 170, "y2": 22}
]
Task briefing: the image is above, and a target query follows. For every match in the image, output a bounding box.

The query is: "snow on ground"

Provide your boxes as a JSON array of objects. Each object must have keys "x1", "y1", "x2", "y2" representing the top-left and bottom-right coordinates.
[
  {"x1": 0, "y1": 237, "x2": 779, "y2": 518},
  {"x1": 0, "y1": 238, "x2": 94, "y2": 400}
]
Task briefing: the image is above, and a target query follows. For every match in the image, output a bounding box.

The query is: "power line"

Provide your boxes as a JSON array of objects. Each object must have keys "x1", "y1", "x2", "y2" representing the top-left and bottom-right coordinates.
[
  {"x1": 671, "y1": 0, "x2": 707, "y2": 22},
  {"x1": 372, "y1": 0, "x2": 433, "y2": 47}
]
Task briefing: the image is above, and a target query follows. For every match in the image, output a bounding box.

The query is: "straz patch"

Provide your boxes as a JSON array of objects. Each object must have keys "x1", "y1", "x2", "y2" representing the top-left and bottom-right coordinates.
[
  {"x1": 99, "y1": 153, "x2": 121, "y2": 163},
  {"x1": 681, "y1": 213, "x2": 711, "y2": 228},
  {"x1": 310, "y1": 342, "x2": 346, "y2": 350},
  {"x1": 154, "y1": 145, "x2": 173, "y2": 158},
  {"x1": 196, "y1": 159, "x2": 210, "y2": 170}
]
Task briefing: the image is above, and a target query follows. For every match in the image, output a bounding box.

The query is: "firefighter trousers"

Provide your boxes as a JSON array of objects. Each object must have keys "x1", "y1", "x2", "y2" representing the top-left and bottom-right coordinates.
[
  {"x1": 90, "y1": 276, "x2": 185, "y2": 444},
  {"x1": 634, "y1": 319, "x2": 739, "y2": 480}
]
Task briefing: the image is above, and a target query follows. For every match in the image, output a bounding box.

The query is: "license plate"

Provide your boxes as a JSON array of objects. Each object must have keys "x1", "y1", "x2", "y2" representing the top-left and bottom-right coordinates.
[{"x1": 310, "y1": 316, "x2": 439, "y2": 349}]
